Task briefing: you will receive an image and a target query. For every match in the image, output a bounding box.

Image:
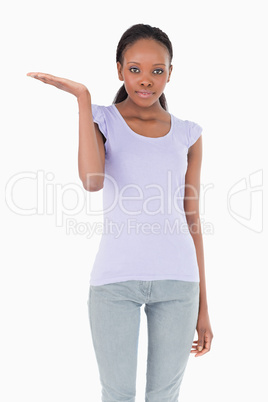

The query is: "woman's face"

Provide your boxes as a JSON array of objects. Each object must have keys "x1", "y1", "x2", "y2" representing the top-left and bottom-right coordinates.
[{"x1": 117, "y1": 38, "x2": 173, "y2": 107}]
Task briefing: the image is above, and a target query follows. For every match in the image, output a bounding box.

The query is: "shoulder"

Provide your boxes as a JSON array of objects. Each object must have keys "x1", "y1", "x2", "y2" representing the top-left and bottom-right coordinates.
[
  {"x1": 171, "y1": 113, "x2": 203, "y2": 149},
  {"x1": 91, "y1": 103, "x2": 114, "y2": 115},
  {"x1": 92, "y1": 103, "x2": 115, "y2": 120},
  {"x1": 91, "y1": 104, "x2": 112, "y2": 138}
]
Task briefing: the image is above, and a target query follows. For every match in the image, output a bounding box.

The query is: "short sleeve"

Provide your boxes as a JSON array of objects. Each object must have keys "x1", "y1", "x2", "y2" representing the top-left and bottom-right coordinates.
[
  {"x1": 187, "y1": 120, "x2": 203, "y2": 148},
  {"x1": 91, "y1": 104, "x2": 108, "y2": 140}
]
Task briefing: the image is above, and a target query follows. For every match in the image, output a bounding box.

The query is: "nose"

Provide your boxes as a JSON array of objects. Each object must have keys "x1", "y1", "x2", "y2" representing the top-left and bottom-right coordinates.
[
  {"x1": 140, "y1": 81, "x2": 152, "y2": 88},
  {"x1": 139, "y1": 74, "x2": 153, "y2": 88}
]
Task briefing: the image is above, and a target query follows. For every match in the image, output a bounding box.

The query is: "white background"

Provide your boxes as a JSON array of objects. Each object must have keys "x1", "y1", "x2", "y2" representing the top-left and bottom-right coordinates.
[{"x1": 1, "y1": 0, "x2": 267, "y2": 401}]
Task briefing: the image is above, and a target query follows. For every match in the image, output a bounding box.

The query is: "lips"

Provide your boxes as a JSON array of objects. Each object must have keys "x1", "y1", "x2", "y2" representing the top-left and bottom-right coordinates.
[
  {"x1": 136, "y1": 91, "x2": 154, "y2": 94},
  {"x1": 135, "y1": 91, "x2": 154, "y2": 98}
]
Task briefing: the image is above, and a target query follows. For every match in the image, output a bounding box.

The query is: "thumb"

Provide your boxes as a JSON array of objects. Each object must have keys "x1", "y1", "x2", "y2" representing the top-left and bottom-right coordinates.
[{"x1": 197, "y1": 333, "x2": 205, "y2": 351}]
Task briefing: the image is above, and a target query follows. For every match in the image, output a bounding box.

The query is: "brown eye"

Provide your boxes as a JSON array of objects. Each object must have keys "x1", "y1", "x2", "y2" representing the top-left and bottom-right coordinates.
[
  {"x1": 154, "y1": 69, "x2": 164, "y2": 74},
  {"x1": 129, "y1": 67, "x2": 140, "y2": 73}
]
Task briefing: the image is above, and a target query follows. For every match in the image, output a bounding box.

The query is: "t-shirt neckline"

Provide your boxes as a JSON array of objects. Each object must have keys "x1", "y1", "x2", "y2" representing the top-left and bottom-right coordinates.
[{"x1": 111, "y1": 104, "x2": 173, "y2": 140}]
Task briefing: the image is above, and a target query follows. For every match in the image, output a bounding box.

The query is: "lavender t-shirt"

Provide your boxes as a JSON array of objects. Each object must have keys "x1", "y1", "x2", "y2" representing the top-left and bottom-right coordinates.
[{"x1": 89, "y1": 104, "x2": 203, "y2": 286}]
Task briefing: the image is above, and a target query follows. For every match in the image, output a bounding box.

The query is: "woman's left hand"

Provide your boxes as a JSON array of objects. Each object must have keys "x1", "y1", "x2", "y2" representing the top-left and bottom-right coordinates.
[{"x1": 191, "y1": 309, "x2": 213, "y2": 357}]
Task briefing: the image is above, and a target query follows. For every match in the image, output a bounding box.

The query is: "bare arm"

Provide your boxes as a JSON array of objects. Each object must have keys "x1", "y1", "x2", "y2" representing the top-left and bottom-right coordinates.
[
  {"x1": 77, "y1": 91, "x2": 106, "y2": 191},
  {"x1": 184, "y1": 135, "x2": 207, "y2": 311},
  {"x1": 184, "y1": 135, "x2": 214, "y2": 357},
  {"x1": 26, "y1": 72, "x2": 105, "y2": 192}
]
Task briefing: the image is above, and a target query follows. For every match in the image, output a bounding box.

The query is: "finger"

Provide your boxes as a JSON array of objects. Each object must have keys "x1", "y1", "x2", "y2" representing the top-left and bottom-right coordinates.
[
  {"x1": 27, "y1": 73, "x2": 38, "y2": 78},
  {"x1": 190, "y1": 348, "x2": 198, "y2": 353},
  {"x1": 197, "y1": 339, "x2": 204, "y2": 351},
  {"x1": 191, "y1": 340, "x2": 199, "y2": 351},
  {"x1": 36, "y1": 73, "x2": 56, "y2": 81},
  {"x1": 194, "y1": 338, "x2": 212, "y2": 356},
  {"x1": 27, "y1": 73, "x2": 47, "y2": 82},
  {"x1": 27, "y1": 73, "x2": 65, "y2": 88},
  {"x1": 197, "y1": 330, "x2": 206, "y2": 351},
  {"x1": 27, "y1": 72, "x2": 47, "y2": 78},
  {"x1": 194, "y1": 346, "x2": 209, "y2": 357},
  {"x1": 27, "y1": 72, "x2": 51, "y2": 77},
  {"x1": 27, "y1": 72, "x2": 56, "y2": 81},
  {"x1": 203, "y1": 339, "x2": 212, "y2": 351},
  {"x1": 31, "y1": 75, "x2": 73, "y2": 93},
  {"x1": 191, "y1": 333, "x2": 212, "y2": 356},
  {"x1": 190, "y1": 345, "x2": 200, "y2": 354}
]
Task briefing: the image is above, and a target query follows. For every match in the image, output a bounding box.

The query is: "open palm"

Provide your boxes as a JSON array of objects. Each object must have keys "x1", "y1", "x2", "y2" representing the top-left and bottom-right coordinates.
[{"x1": 26, "y1": 72, "x2": 88, "y2": 99}]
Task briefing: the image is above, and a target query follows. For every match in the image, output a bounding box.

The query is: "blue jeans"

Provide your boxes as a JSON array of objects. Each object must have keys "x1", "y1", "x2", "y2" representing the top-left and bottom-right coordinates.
[{"x1": 87, "y1": 280, "x2": 200, "y2": 402}]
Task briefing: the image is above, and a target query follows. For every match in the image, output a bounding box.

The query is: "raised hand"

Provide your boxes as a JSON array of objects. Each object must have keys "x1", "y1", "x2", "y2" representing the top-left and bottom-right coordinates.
[{"x1": 26, "y1": 72, "x2": 88, "y2": 99}]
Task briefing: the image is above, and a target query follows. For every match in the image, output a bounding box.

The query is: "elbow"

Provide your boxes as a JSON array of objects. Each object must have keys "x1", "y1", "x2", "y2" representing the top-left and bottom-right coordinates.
[
  {"x1": 79, "y1": 172, "x2": 104, "y2": 192},
  {"x1": 82, "y1": 179, "x2": 104, "y2": 192},
  {"x1": 185, "y1": 213, "x2": 202, "y2": 236},
  {"x1": 85, "y1": 184, "x2": 103, "y2": 192},
  {"x1": 185, "y1": 212, "x2": 200, "y2": 225}
]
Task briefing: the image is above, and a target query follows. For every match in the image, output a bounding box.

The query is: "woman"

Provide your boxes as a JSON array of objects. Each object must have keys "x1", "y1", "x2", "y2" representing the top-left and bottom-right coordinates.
[{"x1": 27, "y1": 23, "x2": 213, "y2": 402}]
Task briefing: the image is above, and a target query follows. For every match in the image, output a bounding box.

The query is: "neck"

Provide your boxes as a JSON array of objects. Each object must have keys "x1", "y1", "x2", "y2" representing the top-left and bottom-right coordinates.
[{"x1": 118, "y1": 97, "x2": 165, "y2": 119}]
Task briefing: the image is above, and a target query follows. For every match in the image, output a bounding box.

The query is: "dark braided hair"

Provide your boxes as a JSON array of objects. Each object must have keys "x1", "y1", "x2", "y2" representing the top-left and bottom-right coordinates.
[{"x1": 113, "y1": 24, "x2": 173, "y2": 111}]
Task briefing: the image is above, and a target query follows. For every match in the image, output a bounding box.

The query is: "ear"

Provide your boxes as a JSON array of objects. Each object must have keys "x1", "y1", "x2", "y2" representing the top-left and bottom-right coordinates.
[
  {"x1": 117, "y1": 61, "x2": 124, "y2": 81},
  {"x1": 167, "y1": 64, "x2": 173, "y2": 83}
]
